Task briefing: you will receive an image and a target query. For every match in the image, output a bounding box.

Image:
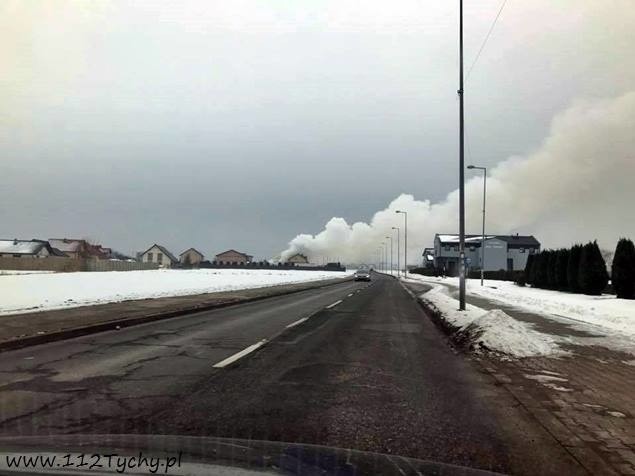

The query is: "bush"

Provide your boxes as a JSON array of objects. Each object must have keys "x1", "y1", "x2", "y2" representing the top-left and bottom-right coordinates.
[
  {"x1": 515, "y1": 273, "x2": 526, "y2": 287},
  {"x1": 612, "y1": 238, "x2": 635, "y2": 299},
  {"x1": 547, "y1": 250, "x2": 559, "y2": 289},
  {"x1": 534, "y1": 251, "x2": 550, "y2": 289},
  {"x1": 555, "y1": 248, "x2": 570, "y2": 290},
  {"x1": 524, "y1": 254, "x2": 535, "y2": 286},
  {"x1": 410, "y1": 267, "x2": 438, "y2": 277},
  {"x1": 567, "y1": 244, "x2": 582, "y2": 293},
  {"x1": 578, "y1": 241, "x2": 609, "y2": 295}
]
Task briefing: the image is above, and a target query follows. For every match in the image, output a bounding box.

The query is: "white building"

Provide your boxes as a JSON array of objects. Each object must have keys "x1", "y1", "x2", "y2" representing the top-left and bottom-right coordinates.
[
  {"x1": 139, "y1": 244, "x2": 178, "y2": 268},
  {"x1": 179, "y1": 248, "x2": 204, "y2": 266},
  {"x1": 0, "y1": 239, "x2": 64, "y2": 258},
  {"x1": 433, "y1": 234, "x2": 541, "y2": 276}
]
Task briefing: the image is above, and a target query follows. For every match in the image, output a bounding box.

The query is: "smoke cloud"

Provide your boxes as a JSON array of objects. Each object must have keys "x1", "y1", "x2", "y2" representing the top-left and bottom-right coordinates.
[{"x1": 280, "y1": 91, "x2": 635, "y2": 265}]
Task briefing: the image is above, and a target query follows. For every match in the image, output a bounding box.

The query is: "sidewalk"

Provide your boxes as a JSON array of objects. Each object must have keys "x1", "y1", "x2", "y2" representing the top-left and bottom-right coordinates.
[{"x1": 403, "y1": 279, "x2": 635, "y2": 476}]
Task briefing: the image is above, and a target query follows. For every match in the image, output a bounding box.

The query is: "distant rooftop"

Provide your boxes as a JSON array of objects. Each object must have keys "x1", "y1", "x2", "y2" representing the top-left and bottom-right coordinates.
[{"x1": 435, "y1": 234, "x2": 540, "y2": 247}]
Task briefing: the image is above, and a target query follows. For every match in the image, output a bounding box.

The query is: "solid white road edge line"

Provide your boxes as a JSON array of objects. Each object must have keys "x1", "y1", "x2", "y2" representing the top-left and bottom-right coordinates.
[
  {"x1": 212, "y1": 339, "x2": 268, "y2": 368},
  {"x1": 286, "y1": 317, "x2": 309, "y2": 329},
  {"x1": 326, "y1": 299, "x2": 343, "y2": 309},
  {"x1": 347, "y1": 293, "x2": 354, "y2": 297}
]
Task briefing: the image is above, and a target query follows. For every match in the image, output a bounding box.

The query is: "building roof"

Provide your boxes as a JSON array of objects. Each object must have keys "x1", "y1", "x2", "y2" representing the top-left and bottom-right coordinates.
[
  {"x1": 287, "y1": 253, "x2": 308, "y2": 260},
  {"x1": 435, "y1": 234, "x2": 540, "y2": 247},
  {"x1": 0, "y1": 239, "x2": 49, "y2": 255},
  {"x1": 48, "y1": 238, "x2": 89, "y2": 253},
  {"x1": 140, "y1": 244, "x2": 178, "y2": 263},
  {"x1": 215, "y1": 249, "x2": 251, "y2": 259},
  {"x1": 179, "y1": 248, "x2": 204, "y2": 258},
  {"x1": 49, "y1": 247, "x2": 68, "y2": 257},
  {"x1": 495, "y1": 235, "x2": 541, "y2": 247}
]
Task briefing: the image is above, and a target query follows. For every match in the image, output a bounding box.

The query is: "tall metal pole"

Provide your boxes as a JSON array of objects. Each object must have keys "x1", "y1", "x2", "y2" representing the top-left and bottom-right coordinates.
[
  {"x1": 481, "y1": 170, "x2": 487, "y2": 286},
  {"x1": 385, "y1": 236, "x2": 393, "y2": 275},
  {"x1": 458, "y1": 0, "x2": 466, "y2": 310},
  {"x1": 396, "y1": 210, "x2": 408, "y2": 276},
  {"x1": 381, "y1": 243, "x2": 386, "y2": 273},
  {"x1": 392, "y1": 227, "x2": 400, "y2": 278},
  {"x1": 468, "y1": 165, "x2": 487, "y2": 285}
]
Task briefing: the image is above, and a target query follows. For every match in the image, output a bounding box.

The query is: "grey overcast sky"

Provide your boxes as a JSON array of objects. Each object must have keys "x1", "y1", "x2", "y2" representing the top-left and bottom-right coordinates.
[{"x1": 1, "y1": 1, "x2": 633, "y2": 258}]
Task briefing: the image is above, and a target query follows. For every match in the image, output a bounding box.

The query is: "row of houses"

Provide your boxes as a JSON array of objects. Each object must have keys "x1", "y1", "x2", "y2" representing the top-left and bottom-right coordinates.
[
  {"x1": 423, "y1": 233, "x2": 541, "y2": 275},
  {"x1": 0, "y1": 238, "x2": 114, "y2": 260},
  {"x1": 0, "y1": 237, "x2": 312, "y2": 270},
  {"x1": 138, "y1": 244, "x2": 311, "y2": 268}
]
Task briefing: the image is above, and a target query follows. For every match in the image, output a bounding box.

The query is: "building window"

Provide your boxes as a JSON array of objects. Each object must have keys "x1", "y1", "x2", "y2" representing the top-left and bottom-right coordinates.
[
  {"x1": 520, "y1": 248, "x2": 525, "y2": 253},
  {"x1": 13, "y1": 254, "x2": 21, "y2": 258},
  {"x1": 529, "y1": 248, "x2": 535, "y2": 254},
  {"x1": 157, "y1": 253, "x2": 163, "y2": 263},
  {"x1": 469, "y1": 246, "x2": 475, "y2": 251},
  {"x1": 444, "y1": 246, "x2": 450, "y2": 251},
  {"x1": 453, "y1": 246, "x2": 458, "y2": 252},
  {"x1": 147, "y1": 252, "x2": 153, "y2": 262}
]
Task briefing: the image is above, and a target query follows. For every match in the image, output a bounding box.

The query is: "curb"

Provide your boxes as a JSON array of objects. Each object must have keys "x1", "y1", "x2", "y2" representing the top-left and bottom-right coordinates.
[
  {"x1": 0, "y1": 277, "x2": 353, "y2": 353},
  {"x1": 398, "y1": 279, "x2": 468, "y2": 349}
]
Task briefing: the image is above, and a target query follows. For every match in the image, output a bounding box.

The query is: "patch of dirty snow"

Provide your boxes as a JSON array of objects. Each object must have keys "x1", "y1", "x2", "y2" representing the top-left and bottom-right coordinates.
[
  {"x1": 418, "y1": 284, "x2": 563, "y2": 358},
  {"x1": 524, "y1": 374, "x2": 569, "y2": 383},
  {"x1": 543, "y1": 383, "x2": 573, "y2": 392}
]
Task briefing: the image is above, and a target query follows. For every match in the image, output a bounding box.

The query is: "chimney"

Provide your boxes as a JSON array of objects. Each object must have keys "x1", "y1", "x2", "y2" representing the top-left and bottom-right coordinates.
[{"x1": 13, "y1": 238, "x2": 18, "y2": 245}]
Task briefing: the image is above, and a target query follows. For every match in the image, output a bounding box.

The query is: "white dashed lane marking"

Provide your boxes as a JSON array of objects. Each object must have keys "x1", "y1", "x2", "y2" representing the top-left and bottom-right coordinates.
[
  {"x1": 286, "y1": 317, "x2": 309, "y2": 329},
  {"x1": 212, "y1": 340, "x2": 267, "y2": 368}
]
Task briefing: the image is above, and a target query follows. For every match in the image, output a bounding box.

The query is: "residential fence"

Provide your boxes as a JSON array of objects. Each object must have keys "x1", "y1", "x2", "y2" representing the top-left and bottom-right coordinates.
[{"x1": 0, "y1": 257, "x2": 159, "y2": 273}]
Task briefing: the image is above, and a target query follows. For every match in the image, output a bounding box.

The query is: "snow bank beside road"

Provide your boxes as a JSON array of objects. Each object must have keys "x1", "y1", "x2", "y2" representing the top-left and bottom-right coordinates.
[
  {"x1": 0, "y1": 268, "x2": 353, "y2": 315},
  {"x1": 413, "y1": 283, "x2": 562, "y2": 358},
  {"x1": 406, "y1": 274, "x2": 635, "y2": 338}
]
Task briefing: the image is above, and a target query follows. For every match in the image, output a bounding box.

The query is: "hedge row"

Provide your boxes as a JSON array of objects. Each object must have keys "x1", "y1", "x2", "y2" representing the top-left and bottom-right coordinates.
[{"x1": 523, "y1": 239, "x2": 635, "y2": 298}]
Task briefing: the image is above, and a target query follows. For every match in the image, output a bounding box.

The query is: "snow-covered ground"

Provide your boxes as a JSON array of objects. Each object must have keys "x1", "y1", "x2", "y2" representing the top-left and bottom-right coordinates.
[
  {"x1": 405, "y1": 274, "x2": 635, "y2": 338},
  {"x1": 409, "y1": 282, "x2": 562, "y2": 358},
  {"x1": 0, "y1": 268, "x2": 353, "y2": 315}
]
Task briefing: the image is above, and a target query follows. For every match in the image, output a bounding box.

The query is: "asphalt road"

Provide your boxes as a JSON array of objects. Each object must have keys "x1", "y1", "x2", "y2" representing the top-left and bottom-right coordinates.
[{"x1": 0, "y1": 274, "x2": 585, "y2": 475}]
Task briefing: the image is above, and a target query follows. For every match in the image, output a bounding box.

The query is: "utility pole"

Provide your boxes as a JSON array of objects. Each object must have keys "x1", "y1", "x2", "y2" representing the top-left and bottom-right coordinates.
[
  {"x1": 386, "y1": 236, "x2": 393, "y2": 275},
  {"x1": 392, "y1": 227, "x2": 400, "y2": 278},
  {"x1": 381, "y1": 242, "x2": 386, "y2": 273},
  {"x1": 396, "y1": 210, "x2": 408, "y2": 276},
  {"x1": 468, "y1": 165, "x2": 487, "y2": 285},
  {"x1": 458, "y1": 0, "x2": 466, "y2": 310}
]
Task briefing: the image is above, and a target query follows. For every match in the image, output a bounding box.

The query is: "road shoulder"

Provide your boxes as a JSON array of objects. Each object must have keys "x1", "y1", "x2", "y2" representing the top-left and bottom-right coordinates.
[{"x1": 402, "y1": 278, "x2": 635, "y2": 476}]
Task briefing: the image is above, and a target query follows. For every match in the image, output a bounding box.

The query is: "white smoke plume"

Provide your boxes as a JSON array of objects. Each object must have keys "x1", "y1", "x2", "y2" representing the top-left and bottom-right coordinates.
[{"x1": 280, "y1": 91, "x2": 635, "y2": 265}]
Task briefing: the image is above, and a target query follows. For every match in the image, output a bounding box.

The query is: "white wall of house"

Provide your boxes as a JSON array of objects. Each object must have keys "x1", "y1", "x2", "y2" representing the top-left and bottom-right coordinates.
[
  {"x1": 507, "y1": 247, "x2": 538, "y2": 271},
  {"x1": 141, "y1": 245, "x2": 174, "y2": 267},
  {"x1": 180, "y1": 249, "x2": 203, "y2": 265},
  {"x1": 287, "y1": 254, "x2": 309, "y2": 265},
  {"x1": 482, "y1": 238, "x2": 507, "y2": 271},
  {"x1": 0, "y1": 248, "x2": 50, "y2": 258}
]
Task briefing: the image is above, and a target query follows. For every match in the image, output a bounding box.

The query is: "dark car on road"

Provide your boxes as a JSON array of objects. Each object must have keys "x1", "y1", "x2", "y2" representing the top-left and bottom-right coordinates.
[{"x1": 354, "y1": 269, "x2": 371, "y2": 281}]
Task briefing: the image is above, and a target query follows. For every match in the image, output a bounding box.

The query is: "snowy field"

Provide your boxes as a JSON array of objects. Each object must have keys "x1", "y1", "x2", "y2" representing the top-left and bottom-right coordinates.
[
  {"x1": 0, "y1": 268, "x2": 353, "y2": 315},
  {"x1": 405, "y1": 274, "x2": 635, "y2": 338}
]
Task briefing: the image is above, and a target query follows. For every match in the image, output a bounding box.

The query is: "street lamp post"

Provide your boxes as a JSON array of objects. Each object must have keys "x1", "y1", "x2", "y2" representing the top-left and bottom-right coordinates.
[
  {"x1": 381, "y1": 241, "x2": 388, "y2": 273},
  {"x1": 396, "y1": 210, "x2": 408, "y2": 276},
  {"x1": 458, "y1": 0, "x2": 466, "y2": 310},
  {"x1": 385, "y1": 236, "x2": 393, "y2": 275},
  {"x1": 392, "y1": 227, "x2": 400, "y2": 278},
  {"x1": 467, "y1": 165, "x2": 487, "y2": 286}
]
